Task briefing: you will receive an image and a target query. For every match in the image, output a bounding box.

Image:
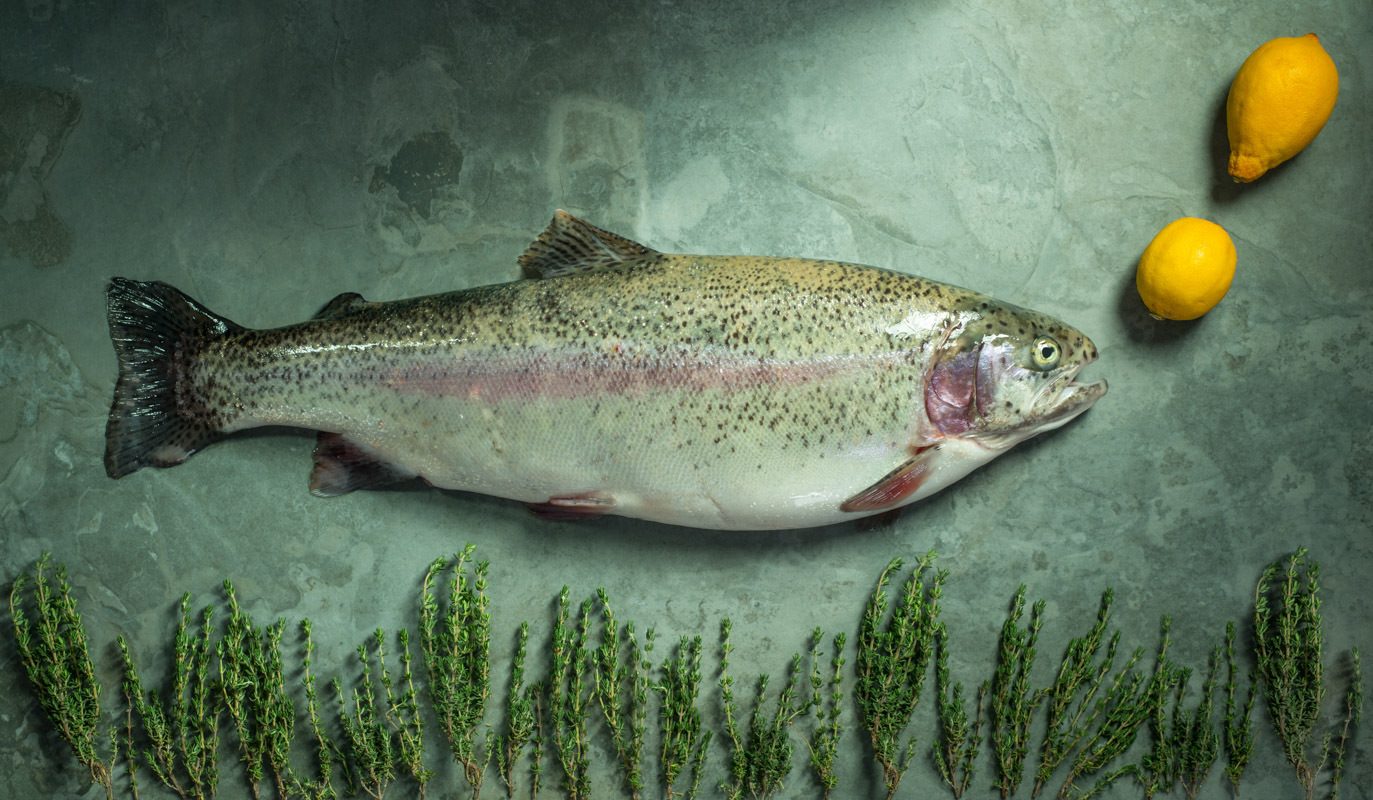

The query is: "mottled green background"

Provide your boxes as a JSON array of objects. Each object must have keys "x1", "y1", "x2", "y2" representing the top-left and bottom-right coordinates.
[{"x1": 2, "y1": 1, "x2": 1369, "y2": 798}]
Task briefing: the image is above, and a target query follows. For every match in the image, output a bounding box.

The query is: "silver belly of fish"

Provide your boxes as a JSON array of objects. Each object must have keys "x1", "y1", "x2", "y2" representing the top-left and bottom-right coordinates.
[{"x1": 104, "y1": 211, "x2": 1106, "y2": 530}]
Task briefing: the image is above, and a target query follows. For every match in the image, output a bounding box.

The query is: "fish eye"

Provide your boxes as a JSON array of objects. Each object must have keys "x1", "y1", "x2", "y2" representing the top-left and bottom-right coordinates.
[{"x1": 1031, "y1": 336, "x2": 1060, "y2": 369}]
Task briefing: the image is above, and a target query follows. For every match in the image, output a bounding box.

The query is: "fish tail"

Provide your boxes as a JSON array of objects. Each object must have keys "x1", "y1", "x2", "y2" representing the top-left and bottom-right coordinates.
[{"x1": 104, "y1": 278, "x2": 242, "y2": 478}]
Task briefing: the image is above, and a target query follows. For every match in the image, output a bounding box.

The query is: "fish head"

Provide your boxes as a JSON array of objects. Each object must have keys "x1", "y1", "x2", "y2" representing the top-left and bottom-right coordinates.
[{"x1": 924, "y1": 305, "x2": 1107, "y2": 451}]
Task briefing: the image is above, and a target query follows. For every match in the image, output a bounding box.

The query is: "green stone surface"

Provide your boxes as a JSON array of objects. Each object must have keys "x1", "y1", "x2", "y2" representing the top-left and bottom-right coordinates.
[{"x1": 2, "y1": 1, "x2": 1369, "y2": 798}]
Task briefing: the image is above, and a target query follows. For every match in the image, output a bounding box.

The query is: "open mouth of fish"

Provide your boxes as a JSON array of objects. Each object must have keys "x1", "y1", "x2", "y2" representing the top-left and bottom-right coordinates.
[{"x1": 1033, "y1": 360, "x2": 1109, "y2": 431}]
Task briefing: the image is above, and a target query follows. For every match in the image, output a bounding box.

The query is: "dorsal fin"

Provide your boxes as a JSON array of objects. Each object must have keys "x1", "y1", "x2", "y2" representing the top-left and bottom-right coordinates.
[
  {"x1": 313, "y1": 292, "x2": 373, "y2": 320},
  {"x1": 518, "y1": 210, "x2": 660, "y2": 279}
]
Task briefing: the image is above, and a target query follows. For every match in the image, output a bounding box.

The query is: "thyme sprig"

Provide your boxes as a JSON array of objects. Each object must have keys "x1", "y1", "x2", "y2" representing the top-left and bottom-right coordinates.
[
  {"x1": 1176, "y1": 647, "x2": 1222, "y2": 800},
  {"x1": 1033, "y1": 588, "x2": 1118, "y2": 797},
  {"x1": 9, "y1": 554, "x2": 117, "y2": 799},
  {"x1": 1329, "y1": 650, "x2": 1362, "y2": 800},
  {"x1": 593, "y1": 590, "x2": 651, "y2": 799},
  {"x1": 627, "y1": 622, "x2": 654, "y2": 792},
  {"x1": 291, "y1": 619, "x2": 341, "y2": 800},
  {"x1": 386, "y1": 630, "x2": 431, "y2": 797},
  {"x1": 660, "y1": 633, "x2": 710, "y2": 800},
  {"x1": 494, "y1": 622, "x2": 536, "y2": 798},
  {"x1": 1254, "y1": 548, "x2": 1364, "y2": 800},
  {"x1": 549, "y1": 587, "x2": 592, "y2": 799},
  {"x1": 1131, "y1": 662, "x2": 1192, "y2": 799},
  {"x1": 420, "y1": 544, "x2": 492, "y2": 798},
  {"x1": 719, "y1": 618, "x2": 812, "y2": 800},
  {"x1": 120, "y1": 650, "x2": 141, "y2": 800},
  {"x1": 529, "y1": 680, "x2": 546, "y2": 799},
  {"x1": 1222, "y1": 620, "x2": 1256, "y2": 795},
  {"x1": 216, "y1": 580, "x2": 296, "y2": 799},
  {"x1": 1064, "y1": 617, "x2": 1172, "y2": 799},
  {"x1": 333, "y1": 630, "x2": 398, "y2": 800},
  {"x1": 806, "y1": 629, "x2": 845, "y2": 798},
  {"x1": 720, "y1": 619, "x2": 742, "y2": 794},
  {"x1": 854, "y1": 551, "x2": 945, "y2": 800},
  {"x1": 989, "y1": 585, "x2": 1045, "y2": 799},
  {"x1": 932, "y1": 621, "x2": 985, "y2": 799},
  {"x1": 118, "y1": 594, "x2": 219, "y2": 800}
]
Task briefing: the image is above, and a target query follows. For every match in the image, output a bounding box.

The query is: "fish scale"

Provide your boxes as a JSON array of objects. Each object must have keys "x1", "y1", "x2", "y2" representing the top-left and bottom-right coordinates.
[{"x1": 104, "y1": 210, "x2": 1105, "y2": 530}]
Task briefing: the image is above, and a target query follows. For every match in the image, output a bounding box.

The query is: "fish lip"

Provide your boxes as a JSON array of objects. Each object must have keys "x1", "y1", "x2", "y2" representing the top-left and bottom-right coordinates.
[
  {"x1": 1034, "y1": 359, "x2": 1108, "y2": 427},
  {"x1": 1051, "y1": 377, "x2": 1108, "y2": 418}
]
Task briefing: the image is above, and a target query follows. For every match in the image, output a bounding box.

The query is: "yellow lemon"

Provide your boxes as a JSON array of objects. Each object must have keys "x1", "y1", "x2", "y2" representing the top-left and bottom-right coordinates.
[
  {"x1": 1227, "y1": 33, "x2": 1339, "y2": 183},
  {"x1": 1136, "y1": 218, "x2": 1236, "y2": 320}
]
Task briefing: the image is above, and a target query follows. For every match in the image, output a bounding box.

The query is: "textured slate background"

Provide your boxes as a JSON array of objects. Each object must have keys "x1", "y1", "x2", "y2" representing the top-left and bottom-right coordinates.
[{"x1": 2, "y1": 1, "x2": 1369, "y2": 797}]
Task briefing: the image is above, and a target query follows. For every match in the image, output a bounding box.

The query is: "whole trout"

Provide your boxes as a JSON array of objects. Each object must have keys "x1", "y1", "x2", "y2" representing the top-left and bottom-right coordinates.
[{"x1": 105, "y1": 211, "x2": 1106, "y2": 529}]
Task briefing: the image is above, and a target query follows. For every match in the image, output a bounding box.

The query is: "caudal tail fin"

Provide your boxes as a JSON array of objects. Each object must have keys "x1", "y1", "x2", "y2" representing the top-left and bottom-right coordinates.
[{"x1": 104, "y1": 278, "x2": 242, "y2": 478}]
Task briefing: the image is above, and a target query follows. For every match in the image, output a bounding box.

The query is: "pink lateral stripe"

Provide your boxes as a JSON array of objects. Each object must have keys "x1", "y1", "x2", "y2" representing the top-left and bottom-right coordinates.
[{"x1": 380, "y1": 346, "x2": 907, "y2": 402}]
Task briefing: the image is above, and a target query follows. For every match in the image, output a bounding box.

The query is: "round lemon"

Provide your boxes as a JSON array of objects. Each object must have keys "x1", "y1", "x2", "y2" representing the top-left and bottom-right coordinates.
[
  {"x1": 1227, "y1": 33, "x2": 1339, "y2": 183},
  {"x1": 1136, "y1": 218, "x2": 1236, "y2": 321}
]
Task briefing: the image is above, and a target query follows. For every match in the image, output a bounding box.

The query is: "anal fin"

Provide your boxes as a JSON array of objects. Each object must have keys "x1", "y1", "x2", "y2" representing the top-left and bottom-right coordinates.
[
  {"x1": 310, "y1": 432, "x2": 417, "y2": 496},
  {"x1": 840, "y1": 446, "x2": 937, "y2": 513},
  {"x1": 527, "y1": 492, "x2": 616, "y2": 520}
]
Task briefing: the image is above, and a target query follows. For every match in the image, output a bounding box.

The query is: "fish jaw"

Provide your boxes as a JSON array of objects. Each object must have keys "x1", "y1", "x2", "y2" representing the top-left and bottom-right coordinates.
[{"x1": 1027, "y1": 368, "x2": 1108, "y2": 435}]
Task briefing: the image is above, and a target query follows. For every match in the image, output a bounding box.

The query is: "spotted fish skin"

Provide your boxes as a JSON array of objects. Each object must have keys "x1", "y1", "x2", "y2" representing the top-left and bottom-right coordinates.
[{"x1": 105, "y1": 211, "x2": 1106, "y2": 530}]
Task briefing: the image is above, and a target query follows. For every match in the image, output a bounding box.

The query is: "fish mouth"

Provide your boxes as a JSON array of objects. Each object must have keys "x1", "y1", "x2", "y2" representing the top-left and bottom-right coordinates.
[{"x1": 1032, "y1": 360, "x2": 1108, "y2": 432}]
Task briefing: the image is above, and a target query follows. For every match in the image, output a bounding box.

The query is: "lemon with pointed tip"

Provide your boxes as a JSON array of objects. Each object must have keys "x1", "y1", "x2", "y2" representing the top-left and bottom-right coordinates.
[
  {"x1": 1136, "y1": 218, "x2": 1236, "y2": 321},
  {"x1": 1227, "y1": 33, "x2": 1339, "y2": 183}
]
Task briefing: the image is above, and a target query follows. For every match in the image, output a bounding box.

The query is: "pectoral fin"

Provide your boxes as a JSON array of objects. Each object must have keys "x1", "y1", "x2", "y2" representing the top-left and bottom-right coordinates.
[
  {"x1": 310, "y1": 433, "x2": 417, "y2": 496},
  {"x1": 840, "y1": 447, "x2": 937, "y2": 513}
]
